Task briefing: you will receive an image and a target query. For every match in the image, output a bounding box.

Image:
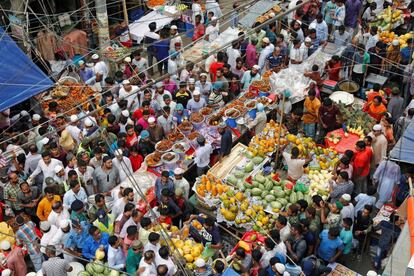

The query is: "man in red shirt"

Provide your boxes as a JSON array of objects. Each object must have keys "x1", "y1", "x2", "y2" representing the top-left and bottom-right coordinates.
[
  {"x1": 126, "y1": 125, "x2": 138, "y2": 148},
  {"x1": 353, "y1": 140, "x2": 372, "y2": 195},
  {"x1": 129, "y1": 146, "x2": 143, "y2": 172},
  {"x1": 325, "y1": 55, "x2": 341, "y2": 81},
  {"x1": 192, "y1": 14, "x2": 205, "y2": 41},
  {"x1": 132, "y1": 100, "x2": 155, "y2": 121},
  {"x1": 209, "y1": 51, "x2": 225, "y2": 82}
]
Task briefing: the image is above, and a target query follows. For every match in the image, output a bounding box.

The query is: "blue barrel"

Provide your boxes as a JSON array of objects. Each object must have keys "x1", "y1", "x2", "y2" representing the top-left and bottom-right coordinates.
[
  {"x1": 185, "y1": 23, "x2": 194, "y2": 38},
  {"x1": 259, "y1": 91, "x2": 269, "y2": 97},
  {"x1": 226, "y1": 117, "x2": 237, "y2": 128},
  {"x1": 248, "y1": 108, "x2": 257, "y2": 119}
]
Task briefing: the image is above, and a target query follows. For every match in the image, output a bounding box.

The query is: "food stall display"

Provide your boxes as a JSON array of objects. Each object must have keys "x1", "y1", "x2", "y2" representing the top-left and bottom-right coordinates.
[
  {"x1": 216, "y1": 186, "x2": 278, "y2": 232},
  {"x1": 378, "y1": 30, "x2": 413, "y2": 48},
  {"x1": 42, "y1": 82, "x2": 95, "y2": 115},
  {"x1": 181, "y1": 27, "x2": 241, "y2": 63},
  {"x1": 337, "y1": 102, "x2": 376, "y2": 134},
  {"x1": 194, "y1": 172, "x2": 232, "y2": 209},
  {"x1": 370, "y1": 6, "x2": 404, "y2": 30},
  {"x1": 239, "y1": 0, "x2": 282, "y2": 28},
  {"x1": 246, "y1": 120, "x2": 286, "y2": 158}
]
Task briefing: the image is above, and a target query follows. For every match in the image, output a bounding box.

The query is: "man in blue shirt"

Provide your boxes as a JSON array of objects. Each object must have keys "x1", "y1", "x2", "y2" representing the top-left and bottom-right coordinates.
[
  {"x1": 218, "y1": 124, "x2": 232, "y2": 162},
  {"x1": 266, "y1": 47, "x2": 285, "y2": 70},
  {"x1": 82, "y1": 225, "x2": 109, "y2": 260},
  {"x1": 316, "y1": 227, "x2": 344, "y2": 264},
  {"x1": 401, "y1": 38, "x2": 413, "y2": 64},
  {"x1": 307, "y1": 29, "x2": 321, "y2": 56},
  {"x1": 154, "y1": 171, "x2": 175, "y2": 203},
  {"x1": 373, "y1": 214, "x2": 404, "y2": 270},
  {"x1": 65, "y1": 220, "x2": 90, "y2": 257},
  {"x1": 154, "y1": 33, "x2": 170, "y2": 75}
]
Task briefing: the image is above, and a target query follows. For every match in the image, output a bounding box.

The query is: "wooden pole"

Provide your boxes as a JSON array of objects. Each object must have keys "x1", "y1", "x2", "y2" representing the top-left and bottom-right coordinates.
[
  {"x1": 122, "y1": 0, "x2": 129, "y2": 26},
  {"x1": 274, "y1": 92, "x2": 286, "y2": 170}
]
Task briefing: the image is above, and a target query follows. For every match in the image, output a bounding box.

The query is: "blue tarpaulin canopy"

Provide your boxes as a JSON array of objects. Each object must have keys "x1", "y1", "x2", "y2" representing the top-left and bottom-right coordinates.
[
  {"x1": 0, "y1": 26, "x2": 53, "y2": 111},
  {"x1": 390, "y1": 119, "x2": 414, "y2": 164}
]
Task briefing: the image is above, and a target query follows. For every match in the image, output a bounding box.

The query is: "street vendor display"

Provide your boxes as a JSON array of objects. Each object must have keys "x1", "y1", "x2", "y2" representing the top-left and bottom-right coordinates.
[
  {"x1": 42, "y1": 81, "x2": 95, "y2": 116},
  {"x1": 370, "y1": 6, "x2": 405, "y2": 30},
  {"x1": 129, "y1": 10, "x2": 178, "y2": 43}
]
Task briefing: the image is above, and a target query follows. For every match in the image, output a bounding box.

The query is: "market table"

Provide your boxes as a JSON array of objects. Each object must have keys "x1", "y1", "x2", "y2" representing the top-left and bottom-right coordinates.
[
  {"x1": 129, "y1": 10, "x2": 178, "y2": 43},
  {"x1": 325, "y1": 128, "x2": 361, "y2": 154},
  {"x1": 188, "y1": 194, "x2": 246, "y2": 238}
]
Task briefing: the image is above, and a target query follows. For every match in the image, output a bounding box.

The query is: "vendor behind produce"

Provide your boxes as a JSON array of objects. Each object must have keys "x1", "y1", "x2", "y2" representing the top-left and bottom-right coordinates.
[
  {"x1": 155, "y1": 171, "x2": 175, "y2": 203},
  {"x1": 282, "y1": 147, "x2": 311, "y2": 181},
  {"x1": 187, "y1": 215, "x2": 222, "y2": 249},
  {"x1": 194, "y1": 135, "x2": 213, "y2": 176},
  {"x1": 218, "y1": 123, "x2": 232, "y2": 162},
  {"x1": 248, "y1": 103, "x2": 267, "y2": 134}
]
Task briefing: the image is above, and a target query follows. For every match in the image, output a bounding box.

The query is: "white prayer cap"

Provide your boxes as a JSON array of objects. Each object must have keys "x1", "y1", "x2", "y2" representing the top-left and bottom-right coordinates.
[
  {"x1": 78, "y1": 60, "x2": 85, "y2": 66},
  {"x1": 124, "y1": 57, "x2": 131, "y2": 63},
  {"x1": 367, "y1": 271, "x2": 378, "y2": 276},
  {"x1": 40, "y1": 137, "x2": 49, "y2": 145},
  {"x1": 195, "y1": 258, "x2": 206, "y2": 268},
  {"x1": 54, "y1": 164, "x2": 64, "y2": 173},
  {"x1": 92, "y1": 54, "x2": 99, "y2": 59},
  {"x1": 262, "y1": 37, "x2": 270, "y2": 44},
  {"x1": 171, "y1": 25, "x2": 178, "y2": 30},
  {"x1": 156, "y1": 82, "x2": 164, "y2": 88},
  {"x1": 32, "y1": 114, "x2": 41, "y2": 121},
  {"x1": 392, "y1": 39, "x2": 399, "y2": 46},
  {"x1": 174, "y1": 167, "x2": 185, "y2": 175},
  {"x1": 122, "y1": 79, "x2": 130, "y2": 85},
  {"x1": 127, "y1": 118, "x2": 134, "y2": 125},
  {"x1": 193, "y1": 88, "x2": 201, "y2": 96},
  {"x1": 211, "y1": 16, "x2": 218, "y2": 21},
  {"x1": 59, "y1": 219, "x2": 70, "y2": 229},
  {"x1": 70, "y1": 115, "x2": 78, "y2": 123},
  {"x1": 84, "y1": 118, "x2": 93, "y2": 127},
  {"x1": 341, "y1": 193, "x2": 351, "y2": 201},
  {"x1": 188, "y1": 78, "x2": 195, "y2": 84},
  {"x1": 0, "y1": 240, "x2": 10, "y2": 250},
  {"x1": 20, "y1": 110, "x2": 29, "y2": 117},
  {"x1": 121, "y1": 110, "x2": 130, "y2": 117},
  {"x1": 252, "y1": 65, "x2": 260, "y2": 70},
  {"x1": 275, "y1": 263, "x2": 285, "y2": 274},
  {"x1": 305, "y1": 37, "x2": 312, "y2": 43},
  {"x1": 373, "y1": 124, "x2": 382, "y2": 131},
  {"x1": 148, "y1": 116, "x2": 156, "y2": 123},
  {"x1": 115, "y1": 149, "x2": 123, "y2": 156},
  {"x1": 40, "y1": 221, "x2": 51, "y2": 231},
  {"x1": 2, "y1": 269, "x2": 11, "y2": 276}
]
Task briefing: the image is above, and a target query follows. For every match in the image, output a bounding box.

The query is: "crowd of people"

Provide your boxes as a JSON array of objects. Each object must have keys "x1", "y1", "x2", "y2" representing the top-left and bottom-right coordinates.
[{"x1": 0, "y1": 0, "x2": 413, "y2": 275}]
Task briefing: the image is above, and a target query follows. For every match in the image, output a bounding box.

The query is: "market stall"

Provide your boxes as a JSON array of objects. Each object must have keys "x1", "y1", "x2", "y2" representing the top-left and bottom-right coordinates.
[
  {"x1": 239, "y1": 0, "x2": 282, "y2": 28},
  {"x1": 41, "y1": 81, "x2": 95, "y2": 116},
  {"x1": 181, "y1": 27, "x2": 241, "y2": 63},
  {"x1": 129, "y1": 8, "x2": 180, "y2": 43},
  {"x1": 270, "y1": 43, "x2": 346, "y2": 104}
]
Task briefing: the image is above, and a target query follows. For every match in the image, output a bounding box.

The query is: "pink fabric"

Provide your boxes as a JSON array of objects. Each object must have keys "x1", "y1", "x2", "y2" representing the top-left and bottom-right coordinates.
[
  {"x1": 6, "y1": 247, "x2": 27, "y2": 275},
  {"x1": 62, "y1": 29, "x2": 88, "y2": 58},
  {"x1": 246, "y1": 44, "x2": 258, "y2": 69}
]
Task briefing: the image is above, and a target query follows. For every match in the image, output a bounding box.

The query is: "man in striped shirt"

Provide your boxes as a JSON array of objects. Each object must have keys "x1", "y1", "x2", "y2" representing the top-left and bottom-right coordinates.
[{"x1": 15, "y1": 215, "x2": 43, "y2": 272}]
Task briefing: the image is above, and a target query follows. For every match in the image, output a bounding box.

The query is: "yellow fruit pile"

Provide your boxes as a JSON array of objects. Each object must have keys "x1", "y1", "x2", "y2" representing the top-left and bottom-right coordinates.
[
  {"x1": 286, "y1": 134, "x2": 315, "y2": 158},
  {"x1": 196, "y1": 172, "x2": 230, "y2": 198},
  {"x1": 379, "y1": 31, "x2": 413, "y2": 48},
  {"x1": 170, "y1": 238, "x2": 204, "y2": 270},
  {"x1": 219, "y1": 190, "x2": 276, "y2": 231},
  {"x1": 247, "y1": 120, "x2": 285, "y2": 157}
]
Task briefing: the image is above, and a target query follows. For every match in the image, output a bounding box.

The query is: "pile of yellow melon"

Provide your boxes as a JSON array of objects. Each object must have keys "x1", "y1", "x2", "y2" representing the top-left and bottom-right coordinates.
[
  {"x1": 170, "y1": 238, "x2": 204, "y2": 270},
  {"x1": 379, "y1": 31, "x2": 413, "y2": 48},
  {"x1": 247, "y1": 120, "x2": 285, "y2": 158},
  {"x1": 195, "y1": 172, "x2": 230, "y2": 198}
]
